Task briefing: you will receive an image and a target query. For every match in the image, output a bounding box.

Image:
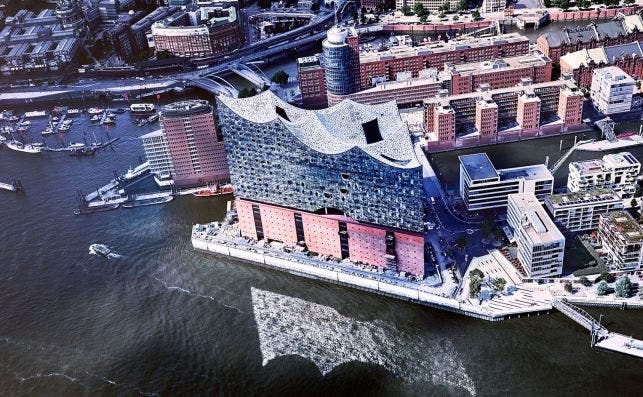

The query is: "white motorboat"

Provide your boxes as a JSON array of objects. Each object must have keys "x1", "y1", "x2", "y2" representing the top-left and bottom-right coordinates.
[
  {"x1": 88, "y1": 107, "x2": 103, "y2": 115},
  {"x1": 129, "y1": 103, "x2": 155, "y2": 114},
  {"x1": 6, "y1": 140, "x2": 42, "y2": 154}
]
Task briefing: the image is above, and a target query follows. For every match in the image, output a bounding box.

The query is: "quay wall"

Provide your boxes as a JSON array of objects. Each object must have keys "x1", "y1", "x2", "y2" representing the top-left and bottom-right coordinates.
[{"x1": 192, "y1": 236, "x2": 554, "y2": 321}]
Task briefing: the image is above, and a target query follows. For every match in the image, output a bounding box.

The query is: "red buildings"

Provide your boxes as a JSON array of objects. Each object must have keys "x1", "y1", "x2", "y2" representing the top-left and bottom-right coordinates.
[
  {"x1": 161, "y1": 100, "x2": 229, "y2": 186},
  {"x1": 560, "y1": 41, "x2": 643, "y2": 88},
  {"x1": 536, "y1": 14, "x2": 643, "y2": 62},
  {"x1": 297, "y1": 55, "x2": 327, "y2": 108}
]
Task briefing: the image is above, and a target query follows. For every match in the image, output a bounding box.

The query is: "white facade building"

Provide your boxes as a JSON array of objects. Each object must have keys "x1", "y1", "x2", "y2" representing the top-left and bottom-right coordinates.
[
  {"x1": 598, "y1": 211, "x2": 643, "y2": 270},
  {"x1": 544, "y1": 189, "x2": 623, "y2": 232},
  {"x1": 141, "y1": 129, "x2": 174, "y2": 178},
  {"x1": 508, "y1": 193, "x2": 565, "y2": 278},
  {"x1": 481, "y1": 0, "x2": 506, "y2": 13},
  {"x1": 590, "y1": 66, "x2": 636, "y2": 115},
  {"x1": 567, "y1": 152, "x2": 640, "y2": 199},
  {"x1": 459, "y1": 153, "x2": 554, "y2": 211},
  {"x1": 396, "y1": 0, "x2": 449, "y2": 12}
]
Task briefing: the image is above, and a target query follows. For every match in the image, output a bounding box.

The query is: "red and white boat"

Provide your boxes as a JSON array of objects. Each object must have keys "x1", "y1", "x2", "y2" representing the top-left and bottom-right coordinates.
[{"x1": 192, "y1": 184, "x2": 233, "y2": 197}]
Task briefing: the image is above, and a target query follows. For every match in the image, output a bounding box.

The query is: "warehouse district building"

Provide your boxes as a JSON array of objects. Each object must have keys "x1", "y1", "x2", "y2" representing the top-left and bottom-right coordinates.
[{"x1": 216, "y1": 92, "x2": 426, "y2": 276}]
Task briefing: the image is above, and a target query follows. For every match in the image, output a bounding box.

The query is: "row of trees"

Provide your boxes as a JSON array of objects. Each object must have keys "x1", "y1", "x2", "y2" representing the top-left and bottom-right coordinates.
[
  {"x1": 469, "y1": 268, "x2": 506, "y2": 298},
  {"x1": 596, "y1": 275, "x2": 635, "y2": 298},
  {"x1": 401, "y1": 1, "x2": 480, "y2": 21}
]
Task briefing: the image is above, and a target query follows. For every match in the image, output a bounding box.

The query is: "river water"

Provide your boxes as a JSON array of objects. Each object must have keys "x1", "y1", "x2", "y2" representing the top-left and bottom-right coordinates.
[{"x1": 1, "y1": 96, "x2": 642, "y2": 396}]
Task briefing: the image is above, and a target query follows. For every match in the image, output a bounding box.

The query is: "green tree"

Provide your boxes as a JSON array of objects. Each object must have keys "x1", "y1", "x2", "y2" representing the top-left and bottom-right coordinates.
[
  {"x1": 597, "y1": 281, "x2": 610, "y2": 296},
  {"x1": 579, "y1": 276, "x2": 592, "y2": 287},
  {"x1": 493, "y1": 277, "x2": 507, "y2": 292},
  {"x1": 631, "y1": 198, "x2": 638, "y2": 208},
  {"x1": 457, "y1": 0, "x2": 467, "y2": 11},
  {"x1": 469, "y1": 278, "x2": 482, "y2": 298},
  {"x1": 471, "y1": 8, "x2": 480, "y2": 20},
  {"x1": 271, "y1": 70, "x2": 289, "y2": 86},
  {"x1": 311, "y1": 2, "x2": 320, "y2": 12},
  {"x1": 414, "y1": 2, "x2": 425, "y2": 16},
  {"x1": 614, "y1": 276, "x2": 632, "y2": 298},
  {"x1": 470, "y1": 268, "x2": 484, "y2": 281},
  {"x1": 419, "y1": 15, "x2": 428, "y2": 22},
  {"x1": 564, "y1": 283, "x2": 573, "y2": 293},
  {"x1": 258, "y1": 0, "x2": 271, "y2": 9},
  {"x1": 441, "y1": 1, "x2": 450, "y2": 11},
  {"x1": 601, "y1": 271, "x2": 616, "y2": 283},
  {"x1": 576, "y1": 0, "x2": 590, "y2": 9},
  {"x1": 401, "y1": 4, "x2": 411, "y2": 15},
  {"x1": 238, "y1": 87, "x2": 257, "y2": 98},
  {"x1": 453, "y1": 14, "x2": 459, "y2": 21}
]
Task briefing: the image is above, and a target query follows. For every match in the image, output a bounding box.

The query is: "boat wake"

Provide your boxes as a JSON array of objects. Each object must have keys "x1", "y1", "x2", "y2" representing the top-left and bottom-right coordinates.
[
  {"x1": 88, "y1": 243, "x2": 123, "y2": 259},
  {"x1": 153, "y1": 276, "x2": 242, "y2": 313}
]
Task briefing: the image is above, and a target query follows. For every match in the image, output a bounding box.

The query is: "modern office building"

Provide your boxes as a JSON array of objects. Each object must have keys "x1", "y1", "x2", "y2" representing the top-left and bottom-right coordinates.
[
  {"x1": 544, "y1": 189, "x2": 624, "y2": 232},
  {"x1": 152, "y1": 2, "x2": 243, "y2": 58},
  {"x1": 590, "y1": 66, "x2": 636, "y2": 115},
  {"x1": 320, "y1": 25, "x2": 361, "y2": 97},
  {"x1": 459, "y1": 153, "x2": 554, "y2": 211},
  {"x1": 160, "y1": 100, "x2": 230, "y2": 186},
  {"x1": 560, "y1": 41, "x2": 643, "y2": 88},
  {"x1": 507, "y1": 193, "x2": 565, "y2": 278},
  {"x1": 395, "y1": 0, "x2": 450, "y2": 12},
  {"x1": 536, "y1": 14, "x2": 643, "y2": 61},
  {"x1": 567, "y1": 152, "x2": 640, "y2": 199},
  {"x1": 598, "y1": 211, "x2": 643, "y2": 270},
  {"x1": 424, "y1": 79, "x2": 584, "y2": 144},
  {"x1": 216, "y1": 91, "x2": 426, "y2": 276},
  {"x1": 141, "y1": 129, "x2": 175, "y2": 180},
  {"x1": 130, "y1": 6, "x2": 180, "y2": 53}
]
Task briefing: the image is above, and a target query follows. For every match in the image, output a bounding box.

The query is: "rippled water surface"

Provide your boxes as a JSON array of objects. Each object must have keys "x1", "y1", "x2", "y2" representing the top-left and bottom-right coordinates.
[{"x1": 0, "y1": 108, "x2": 642, "y2": 396}]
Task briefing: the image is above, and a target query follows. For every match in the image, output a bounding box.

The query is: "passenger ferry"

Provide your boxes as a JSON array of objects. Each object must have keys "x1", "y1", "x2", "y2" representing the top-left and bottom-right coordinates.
[{"x1": 129, "y1": 103, "x2": 155, "y2": 114}]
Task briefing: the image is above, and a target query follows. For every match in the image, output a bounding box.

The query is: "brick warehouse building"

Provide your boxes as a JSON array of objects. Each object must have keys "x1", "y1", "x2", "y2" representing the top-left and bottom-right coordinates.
[
  {"x1": 160, "y1": 100, "x2": 229, "y2": 186},
  {"x1": 423, "y1": 78, "x2": 584, "y2": 150},
  {"x1": 299, "y1": 28, "x2": 531, "y2": 107},
  {"x1": 536, "y1": 14, "x2": 643, "y2": 62},
  {"x1": 560, "y1": 41, "x2": 643, "y2": 88},
  {"x1": 216, "y1": 91, "x2": 426, "y2": 277}
]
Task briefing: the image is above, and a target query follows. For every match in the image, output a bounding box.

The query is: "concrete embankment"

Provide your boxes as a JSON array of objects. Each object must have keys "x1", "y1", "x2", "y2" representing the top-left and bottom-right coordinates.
[{"x1": 192, "y1": 236, "x2": 553, "y2": 321}]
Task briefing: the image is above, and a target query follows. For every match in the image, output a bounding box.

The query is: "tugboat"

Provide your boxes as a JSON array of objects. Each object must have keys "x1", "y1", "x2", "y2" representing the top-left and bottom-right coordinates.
[{"x1": 89, "y1": 244, "x2": 112, "y2": 257}]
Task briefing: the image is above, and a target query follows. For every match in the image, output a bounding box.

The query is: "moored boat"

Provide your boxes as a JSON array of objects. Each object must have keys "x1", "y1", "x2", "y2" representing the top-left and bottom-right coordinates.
[
  {"x1": 122, "y1": 195, "x2": 173, "y2": 208},
  {"x1": 192, "y1": 184, "x2": 234, "y2": 197},
  {"x1": 88, "y1": 107, "x2": 103, "y2": 115},
  {"x1": 129, "y1": 103, "x2": 155, "y2": 114},
  {"x1": 6, "y1": 140, "x2": 42, "y2": 154}
]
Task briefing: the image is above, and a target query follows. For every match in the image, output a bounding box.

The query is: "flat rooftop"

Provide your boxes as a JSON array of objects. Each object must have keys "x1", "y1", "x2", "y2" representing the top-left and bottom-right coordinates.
[
  {"x1": 601, "y1": 210, "x2": 643, "y2": 243},
  {"x1": 423, "y1": 79, "x2": 576, "y2": 105},
  {"x1": 547, "y1": 188, "x2": 620, "y2": 206},
  {"x1": 509, "y1": 193, "x2": 564, "y2": 244},
  {"x1": 445, "y1": 51, "x2": 550, "y2": 76},
  {"x1": 499, "y1": 164, "x2": 552, "y2": 181},
  {"x1": 459, "y1": 153, "x2": 498, "y2": 180},
  {"x1": 570, "y1": 152, "x2": 640, "y2": 174},
  {"x1": 360, "y1": 33, "x2": 528, "y2": 63}
]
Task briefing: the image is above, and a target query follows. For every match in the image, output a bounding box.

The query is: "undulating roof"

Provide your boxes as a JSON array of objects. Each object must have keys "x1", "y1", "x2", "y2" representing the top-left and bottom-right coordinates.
[{"x1": 218, "y1": 91, "x2": 420, "y2": 169}]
